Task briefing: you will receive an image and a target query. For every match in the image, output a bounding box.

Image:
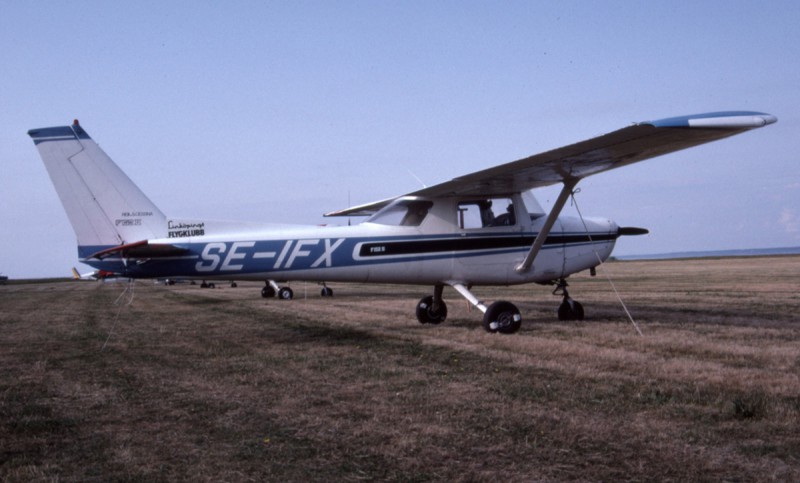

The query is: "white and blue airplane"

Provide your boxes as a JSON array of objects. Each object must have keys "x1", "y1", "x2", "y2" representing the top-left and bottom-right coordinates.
[{"x1": 29, "y1": 111, "x2": 776, "y2": 333}]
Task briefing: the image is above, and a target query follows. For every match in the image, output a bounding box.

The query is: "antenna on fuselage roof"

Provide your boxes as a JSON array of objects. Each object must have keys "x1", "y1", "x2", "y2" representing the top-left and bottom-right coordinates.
[{"x1": 407, "y1": 169, "x2": 427, "y2": 189}]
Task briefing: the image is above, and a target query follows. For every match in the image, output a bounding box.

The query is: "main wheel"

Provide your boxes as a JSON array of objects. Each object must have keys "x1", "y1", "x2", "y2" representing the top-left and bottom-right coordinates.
[
  {"x1": 261, "y1": 286, "x2": 275, "y2": 298},
  {"x1": 320, "y1": 287, "x2": 333, "y2": 297},
  {"x1": 278, "y1": 287, "x2": 294, "y2": 300},
  {"x1": 416, "y1": 295, "x2": 447, "y2": 324},
  {"x1": 558, "y1": 298, "x2": 584, "y2": 321},
  {"x1": 483, "y1": 301, "x2": 522, "y2": 334}
]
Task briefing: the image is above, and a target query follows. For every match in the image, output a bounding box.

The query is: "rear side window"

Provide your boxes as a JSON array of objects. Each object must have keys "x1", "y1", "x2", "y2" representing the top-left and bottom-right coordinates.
[{"x1": 368, "y1": 200, "x2": 433, "y2": 227}]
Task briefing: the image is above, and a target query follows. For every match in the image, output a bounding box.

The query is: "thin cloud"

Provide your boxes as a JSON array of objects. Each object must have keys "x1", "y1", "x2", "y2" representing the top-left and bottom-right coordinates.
[{"x1": 779, "y1": 208, "x2": 800, "y2": 237}]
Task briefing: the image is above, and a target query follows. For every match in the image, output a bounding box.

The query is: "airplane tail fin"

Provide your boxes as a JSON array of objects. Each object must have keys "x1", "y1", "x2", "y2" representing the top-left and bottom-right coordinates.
[
  {"x1": 28, "y1": 120, "x2": 168, "y2": 248},
  {"x1": 71, "y1": 267, "x2": 81, "y2": 280}
]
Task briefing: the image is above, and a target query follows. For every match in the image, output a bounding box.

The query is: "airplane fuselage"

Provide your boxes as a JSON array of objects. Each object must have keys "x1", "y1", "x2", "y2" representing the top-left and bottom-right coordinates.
[{"x1": 80, "y1": 211, "x2": 618, "y2": 286}]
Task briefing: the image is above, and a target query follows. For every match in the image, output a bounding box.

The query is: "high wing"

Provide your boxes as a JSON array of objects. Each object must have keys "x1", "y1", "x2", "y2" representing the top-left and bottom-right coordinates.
[{"x1": 325, "y1": 111, "x2": 776, "y2": 217}]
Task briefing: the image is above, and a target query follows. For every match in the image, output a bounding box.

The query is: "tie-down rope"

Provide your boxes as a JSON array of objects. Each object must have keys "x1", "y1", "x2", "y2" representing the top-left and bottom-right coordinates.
[{"x1": 569, "y1": 189, "x2": 643, "y2": 337}]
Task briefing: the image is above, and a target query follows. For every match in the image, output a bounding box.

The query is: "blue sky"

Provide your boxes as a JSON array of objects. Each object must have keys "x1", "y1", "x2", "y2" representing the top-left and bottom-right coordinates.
[{"x1": 1, "y1": 1, "x2": 798, "y2": 278}]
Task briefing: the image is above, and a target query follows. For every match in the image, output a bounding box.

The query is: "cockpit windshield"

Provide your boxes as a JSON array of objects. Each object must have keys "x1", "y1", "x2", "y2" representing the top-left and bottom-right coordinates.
[{"x1": 367, "y1": 199, "x2": 433, "y2": 227}]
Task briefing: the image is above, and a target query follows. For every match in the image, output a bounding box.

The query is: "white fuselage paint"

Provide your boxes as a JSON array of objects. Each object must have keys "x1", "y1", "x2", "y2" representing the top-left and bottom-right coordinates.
[{"x1": 104, "y1": 206, "x2": 618, "y2": 286}]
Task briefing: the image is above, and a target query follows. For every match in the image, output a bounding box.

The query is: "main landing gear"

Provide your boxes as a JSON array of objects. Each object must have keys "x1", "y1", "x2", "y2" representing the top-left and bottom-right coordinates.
[
  {"x1": 260, "y1": 281, "x2": 333, "y2": 299},
  {"x1": 415, "y1": 279, "x2": 586, "y2": 333},
  {"x1": 416, "y1": 283, "x2": 522, "y2": 334},
  {"x1": 553, "y1": 279, "x2": 584, "y2": 321},
  {"x1": 199, "y1": 280, "x2": 237, "y2": 288},
  {"x1": 416, "y1": 285, "x2": 448, "y2": 324},
  {"x1": 483, "y1": 301, "x2": 522, "y2": 334},
  {"x1": 260, "y1": 281, "x2": 334, "y2": 299},
  {"x1": 261, "y1": 280, "x2": 294, "y2": 300}
]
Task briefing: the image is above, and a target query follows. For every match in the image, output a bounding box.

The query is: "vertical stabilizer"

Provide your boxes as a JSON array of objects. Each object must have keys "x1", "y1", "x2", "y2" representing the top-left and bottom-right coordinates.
[{"x1": 28, "y1": 121, "x2": 167, "y2": 247}]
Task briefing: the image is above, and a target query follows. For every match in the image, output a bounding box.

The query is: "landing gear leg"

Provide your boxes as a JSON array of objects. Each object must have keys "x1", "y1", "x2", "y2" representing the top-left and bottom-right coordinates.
[
  {"x1": 554, "y1": 279, "x2": 584, "y2": 321},
  {"x1": 416, "y1": 284, "x2": 448, "y2": 324},
  {"x1": 261, "y1": 281, "x2": 275, "y2": 298},
  {"x1": 261, "y1": 280, "x2": 293, "y2": 299},
  {"x1": 450, "y1": 283, "x2": 521, "y2": 334}
]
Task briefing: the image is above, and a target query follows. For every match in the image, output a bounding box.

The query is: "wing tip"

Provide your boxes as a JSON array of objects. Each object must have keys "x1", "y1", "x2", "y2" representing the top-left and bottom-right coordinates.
[{"x1": 642, "y1": 111, "x2": 777, "y2": 129}]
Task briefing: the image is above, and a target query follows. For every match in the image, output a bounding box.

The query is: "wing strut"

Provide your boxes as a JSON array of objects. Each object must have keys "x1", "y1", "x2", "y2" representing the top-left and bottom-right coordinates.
[{"x1": 515, "y1": 178, "x2": 579, "y2": 274}]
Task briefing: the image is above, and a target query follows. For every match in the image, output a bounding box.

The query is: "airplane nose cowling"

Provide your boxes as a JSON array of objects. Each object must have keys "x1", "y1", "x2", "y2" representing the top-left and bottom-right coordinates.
[{"x1": 557, "y1": 217, "x2": 620, "y2": 275}]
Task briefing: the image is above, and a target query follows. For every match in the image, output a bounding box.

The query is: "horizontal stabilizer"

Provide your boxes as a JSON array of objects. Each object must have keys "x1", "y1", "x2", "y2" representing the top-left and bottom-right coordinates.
[{"x1": 86, "y1": 240, "x2": 188, "y2": 260}]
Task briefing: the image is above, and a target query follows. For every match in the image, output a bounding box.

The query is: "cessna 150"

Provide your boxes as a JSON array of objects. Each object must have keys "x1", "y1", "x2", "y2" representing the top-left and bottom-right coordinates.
[{"x1": 29, "y1": 111, "x2": 775, "y2": 333}]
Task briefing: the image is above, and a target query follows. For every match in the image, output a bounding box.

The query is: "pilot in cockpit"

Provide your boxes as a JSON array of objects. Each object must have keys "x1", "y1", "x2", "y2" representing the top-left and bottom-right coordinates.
[{"x1": 488, "y1": 203, "x2": 515, "y2": 226}]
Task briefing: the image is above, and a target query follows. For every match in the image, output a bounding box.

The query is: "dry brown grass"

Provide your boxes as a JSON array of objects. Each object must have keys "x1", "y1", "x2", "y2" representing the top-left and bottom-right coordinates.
[{"x1": 1, "y1": 256, "x2": 798, "y2": 481}]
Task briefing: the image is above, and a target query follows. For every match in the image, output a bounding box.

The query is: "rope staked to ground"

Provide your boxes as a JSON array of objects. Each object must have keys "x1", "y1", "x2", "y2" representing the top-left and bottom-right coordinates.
[
  {"x1": 569, "y1": 189, "x2": 643, "y2": 337},
  {"x1": 102, "y1": 278, "x2": 137, "y2": 351}
]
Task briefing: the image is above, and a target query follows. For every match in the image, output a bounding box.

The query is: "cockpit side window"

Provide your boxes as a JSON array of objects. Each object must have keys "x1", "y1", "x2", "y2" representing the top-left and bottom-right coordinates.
[
  {"x1": 457, "y1": 197, "x2": 516, "y2": 229},
  {"x1": 368, "y1": 200, "x2": 433, "y2": 227}
]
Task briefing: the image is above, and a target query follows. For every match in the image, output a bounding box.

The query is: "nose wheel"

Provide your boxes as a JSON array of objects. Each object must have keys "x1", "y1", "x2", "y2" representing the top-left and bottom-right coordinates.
[{"x1": 554, "y1": 280, "x2": 584, "y2": 321}]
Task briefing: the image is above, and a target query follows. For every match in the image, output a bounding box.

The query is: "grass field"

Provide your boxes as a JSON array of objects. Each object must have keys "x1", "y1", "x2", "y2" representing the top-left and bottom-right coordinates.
[{"x1": 1, "y1": 256, "x2": 798, "y2": 481}]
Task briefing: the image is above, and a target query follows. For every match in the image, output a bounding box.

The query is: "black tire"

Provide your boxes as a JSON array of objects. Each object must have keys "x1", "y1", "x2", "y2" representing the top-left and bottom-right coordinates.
[
  {"x1": 320, "y1": 287, "x2": 333, "y2": 297},
  {"x1": 261, "y1": 286, "x2": 275, "y2": 298},
  {"x1": 558, "y1": 298, "x2": 585, "y2": 321},
  {"x1": 230, "y1": 282, "x2": 237, "y2": 288},
  {"x1": 416, "y1": 295, "x2": 447, "y2": 324},
  {"x1": 482, "y1": 301, "x2": 522, "y2": 334},
  {"x1": 573, "y1": 300, "x2": 585, "y2": 320},
  {"x1": 278, "y1": 287, "x2": 294, "y2": 300}
]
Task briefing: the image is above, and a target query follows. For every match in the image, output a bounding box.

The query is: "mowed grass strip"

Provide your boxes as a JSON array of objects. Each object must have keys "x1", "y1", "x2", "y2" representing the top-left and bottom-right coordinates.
[{"x1": 0, "y1": 257, "x2": 798, "y2": 481}]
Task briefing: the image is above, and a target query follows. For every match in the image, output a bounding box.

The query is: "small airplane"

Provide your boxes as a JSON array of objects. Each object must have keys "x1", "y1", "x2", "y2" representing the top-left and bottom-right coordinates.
[
  {"x1": 72, "y1": 266, "x2": 118, "y2": 281},
  {"x1": 29, "y1": 111, "x2": 776, "y2": 333}
]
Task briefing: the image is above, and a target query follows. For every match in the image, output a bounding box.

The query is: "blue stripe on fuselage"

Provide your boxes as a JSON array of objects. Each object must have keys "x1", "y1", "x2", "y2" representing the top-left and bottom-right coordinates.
[{"x1": 77, "y1": 232, "x2": 616, "y2": 278}]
